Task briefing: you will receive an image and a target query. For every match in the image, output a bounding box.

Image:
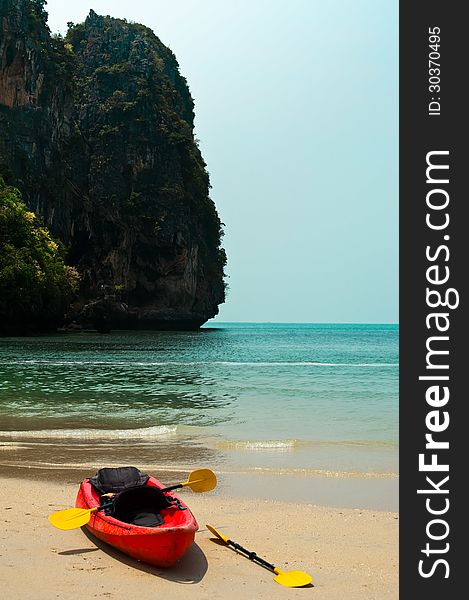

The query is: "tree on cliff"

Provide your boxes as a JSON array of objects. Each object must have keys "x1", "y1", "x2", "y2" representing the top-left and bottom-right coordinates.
[{"x1": 0, "y1": 177, "x2": 79, "y2": 333}]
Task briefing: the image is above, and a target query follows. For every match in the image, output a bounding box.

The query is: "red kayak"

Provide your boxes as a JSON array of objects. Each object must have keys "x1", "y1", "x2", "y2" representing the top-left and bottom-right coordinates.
[{"x1": 75, "y1": 474, "x2": 198, "y2": 567}]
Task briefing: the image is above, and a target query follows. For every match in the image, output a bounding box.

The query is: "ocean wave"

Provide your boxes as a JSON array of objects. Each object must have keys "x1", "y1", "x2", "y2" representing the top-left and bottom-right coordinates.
[
  {"x1": 217, "y1": 439, "x2": 298, "y2": 450},
  {"x1": 0, "y1": 425, "x2": 177, "y2": 440},
  {"x1": 216, "y1": 438, "x2": 398, "y2": 450},
  {"x1": 0, "y1": 360, "x2": 398, "y2": 367}
]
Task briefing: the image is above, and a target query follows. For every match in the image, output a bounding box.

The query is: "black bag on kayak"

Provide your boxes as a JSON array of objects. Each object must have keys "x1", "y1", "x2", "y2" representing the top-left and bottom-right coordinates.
[
  {"x1": 89, "y1": 466, "x2": 149, "y2": 494},
  {"x1": 111, "y1": 485, "x2": 173, "y2": 527}
]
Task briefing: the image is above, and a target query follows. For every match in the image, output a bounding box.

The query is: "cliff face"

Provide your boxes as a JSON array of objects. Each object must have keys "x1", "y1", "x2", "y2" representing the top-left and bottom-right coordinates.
[
  {"x1": 0, "y1": 0, "x2": 226, "y2": 331},
  {"x1": 0, "y1": 0, "x2": 75, "y2": 235}
]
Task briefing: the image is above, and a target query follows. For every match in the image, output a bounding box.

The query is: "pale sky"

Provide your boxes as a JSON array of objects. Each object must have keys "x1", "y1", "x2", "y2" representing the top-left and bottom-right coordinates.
[{"x1": 45, "y1": 0, "x2": 398, "y2": 323}]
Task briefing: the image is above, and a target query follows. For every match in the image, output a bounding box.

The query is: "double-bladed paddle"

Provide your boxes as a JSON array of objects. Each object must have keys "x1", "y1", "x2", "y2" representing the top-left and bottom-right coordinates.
[
  {"x1": 48, "y1": 468, "x2": 217, "y2": 531},
  {"x1": 206, "y1": 523, "x2": 313, "y2": 588}
]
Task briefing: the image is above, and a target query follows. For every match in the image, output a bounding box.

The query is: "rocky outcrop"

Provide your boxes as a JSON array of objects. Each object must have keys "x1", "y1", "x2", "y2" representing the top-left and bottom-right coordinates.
[
  {"x1": 0, "y1": 1, "x2": 226, "y2": 331},
  {"x1": 0, "y1": 0, "x2": 75, "y2": 236}
]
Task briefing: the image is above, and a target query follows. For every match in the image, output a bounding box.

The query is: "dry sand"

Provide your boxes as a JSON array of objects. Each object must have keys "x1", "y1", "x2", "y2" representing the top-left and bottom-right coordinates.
[{"x1": 0, "y1": 475, "x2": 398, "y2": 600}]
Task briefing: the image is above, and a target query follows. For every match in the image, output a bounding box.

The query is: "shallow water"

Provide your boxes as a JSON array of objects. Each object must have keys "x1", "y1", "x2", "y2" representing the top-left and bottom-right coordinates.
[{"x1": 0, "y1": 323, "x2": 398, "y2": 484}]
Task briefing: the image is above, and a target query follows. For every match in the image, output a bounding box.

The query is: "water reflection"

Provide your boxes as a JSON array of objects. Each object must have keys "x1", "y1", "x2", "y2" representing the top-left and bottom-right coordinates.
[{"x1": 0, "y1": 356, "x2": 237, "y2": 430}]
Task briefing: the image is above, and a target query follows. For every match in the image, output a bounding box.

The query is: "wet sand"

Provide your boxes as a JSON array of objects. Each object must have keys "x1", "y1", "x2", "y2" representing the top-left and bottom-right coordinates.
[
  {"x1": 0, "y1": 473, "x2": 398, "y2": 599},
  {"x1": 0, "y1": 438, "x2": 399, "y2": 512}
]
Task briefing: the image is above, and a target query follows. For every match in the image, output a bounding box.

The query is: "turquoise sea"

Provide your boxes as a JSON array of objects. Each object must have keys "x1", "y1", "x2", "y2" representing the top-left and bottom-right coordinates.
[{"x1": 0, "y1": 323, "x2": 398, "y2": 481}]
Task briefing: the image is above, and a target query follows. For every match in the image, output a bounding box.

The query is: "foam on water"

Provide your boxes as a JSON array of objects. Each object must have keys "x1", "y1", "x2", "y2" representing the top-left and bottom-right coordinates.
[
  {"x1": 0, "y1": 425, "x2": 177, "y2": 440},
  {"x1": 217, "y1": 439, "x2": 298, "y2": 450},
  {"x1": 215, "y1": 438, "x2": 398, "y2": 450}
]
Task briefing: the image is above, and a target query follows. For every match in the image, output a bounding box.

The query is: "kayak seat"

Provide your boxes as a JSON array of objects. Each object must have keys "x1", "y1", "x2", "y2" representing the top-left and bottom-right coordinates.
[
  {"x1": 111, "y1": 485, "x2": 173, "y2": 528},
  {"x1": 89, "y1": 466, "x2": 149, "y2": 494}
]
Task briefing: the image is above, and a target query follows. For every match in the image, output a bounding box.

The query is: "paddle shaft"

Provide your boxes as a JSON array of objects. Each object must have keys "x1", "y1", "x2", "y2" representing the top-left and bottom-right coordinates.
[
  {"x1": 225, "y1": 538, "x2": 277, "y2": 573},
  {"x1": 87, "y1": 471, "x2": 210, "y2": 515},
  {"x1": 92, "y1": 501, "x2": 114, "y2": 514},
  {"x1": 93, "y1": 479, "x2": 203, "y2": 511},
  {"x1": 93, "y1": 483, "x2": 198, "y2": 504},
  {"x1": 160, "y1": 483, "x2": 184, "y2": 492},
  {"x1": 97, "y1": 480, "x2": 198, "y2": 499},
  {"x1": 92, "y1": 480, "x2": 196, "y2": 508},
  {"x1": 160, "y1": 477, "x2": 204, "y2": 492}
]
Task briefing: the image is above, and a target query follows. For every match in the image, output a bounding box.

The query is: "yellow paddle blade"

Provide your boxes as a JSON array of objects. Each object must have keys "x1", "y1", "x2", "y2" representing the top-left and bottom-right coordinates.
[
  {"x1": 273, "y1": 569, "x2": 313, "y2": 588},
  {"x1": 206, "y1": 523, "x2": 230, "y2": 543},
  {"x1": 183, "y1": 468, "x2": 217, "y2": 493},
  {"x1": 48, "y1": 507, "x2": 96, "y2": 530}
]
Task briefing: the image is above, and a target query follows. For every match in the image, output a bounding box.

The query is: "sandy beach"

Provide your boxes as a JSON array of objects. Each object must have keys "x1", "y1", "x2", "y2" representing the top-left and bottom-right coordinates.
[
  {"x1": 0, "y1": 326, "x2": 398, "y2": 598},
  {"x1": 0, "y1": 473, "x2": 398, "y2": 600}
]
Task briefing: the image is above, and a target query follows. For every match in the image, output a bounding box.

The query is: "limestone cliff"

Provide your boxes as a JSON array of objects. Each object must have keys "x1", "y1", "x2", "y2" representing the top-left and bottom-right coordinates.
[{"x1": 0, "y1": 0, "x2": 226, "y2": 331}]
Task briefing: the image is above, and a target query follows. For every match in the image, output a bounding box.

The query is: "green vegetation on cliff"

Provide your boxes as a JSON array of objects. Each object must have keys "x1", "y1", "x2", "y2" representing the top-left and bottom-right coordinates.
[{"x1": 0, "y1": 178, "x2": 79, "y2": 333}]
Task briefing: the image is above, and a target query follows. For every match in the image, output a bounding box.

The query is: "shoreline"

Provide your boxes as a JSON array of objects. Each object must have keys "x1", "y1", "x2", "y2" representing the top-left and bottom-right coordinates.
[
  {"x1": 0, "y1": 458, "x2": 398, "y2": 512},
  {"x1": 0, "y1": 430, "x2": 398, "y2": 513},
  {"x1": 0, "y1": 474, "x2": 398, "y2": 600}
]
